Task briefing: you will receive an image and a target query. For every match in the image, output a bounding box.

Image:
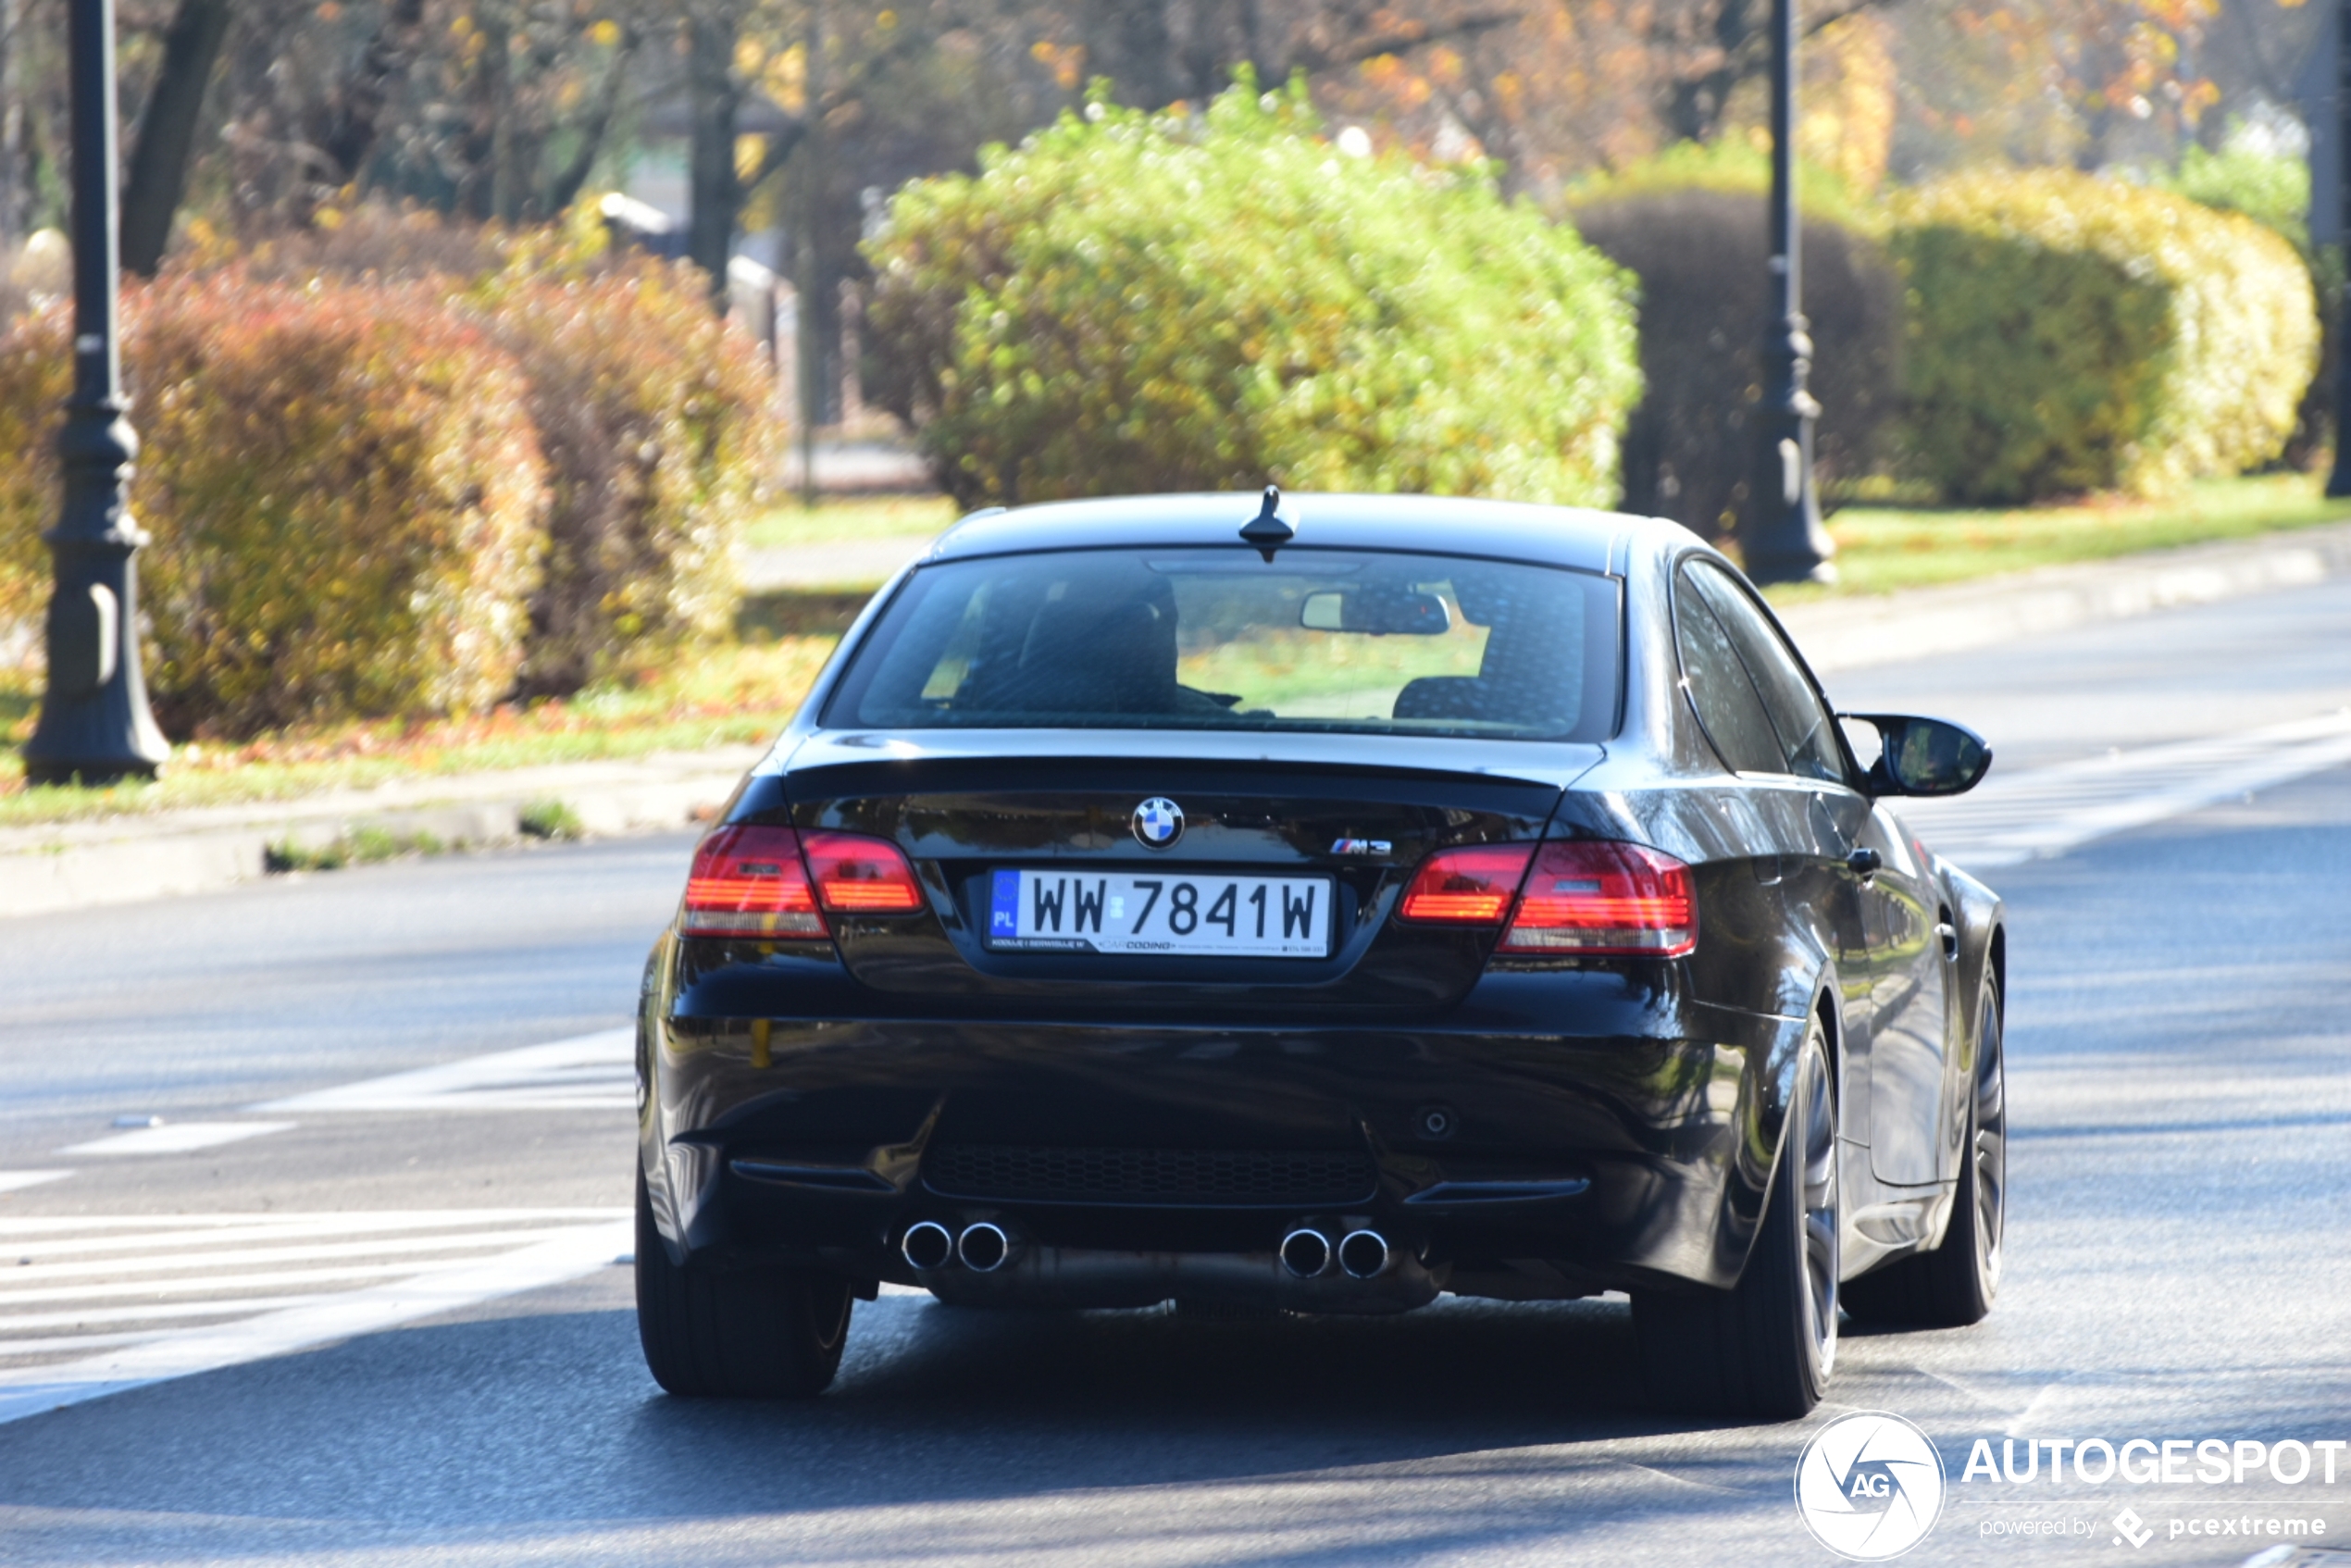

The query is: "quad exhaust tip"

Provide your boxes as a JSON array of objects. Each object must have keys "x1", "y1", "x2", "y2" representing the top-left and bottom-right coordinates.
[
  {"x1": 901, "y1": 1220, "x2": 955, "y2": 1272},
  {"x1": 1337, "y1": 1228, "x2": 1391, "y2": 1280},
  {"x1": 1279, "y1": 1227, "x2": 1333, "y2": 1278},
  {"x1": 958, "y1": 1221, "x2": 1013, "y2": 1273}
]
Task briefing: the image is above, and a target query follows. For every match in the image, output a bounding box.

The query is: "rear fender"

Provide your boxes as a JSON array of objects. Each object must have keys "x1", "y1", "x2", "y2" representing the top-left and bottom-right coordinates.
[{"x1": 1687, "y1": 973, "x2": 1835, "y2": 1292}]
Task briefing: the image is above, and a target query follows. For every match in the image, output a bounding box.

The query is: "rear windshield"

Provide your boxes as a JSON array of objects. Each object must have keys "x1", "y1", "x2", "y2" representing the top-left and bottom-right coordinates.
[{"x1": 821, "y1": 547, "x2": 1621, "y2": 742}]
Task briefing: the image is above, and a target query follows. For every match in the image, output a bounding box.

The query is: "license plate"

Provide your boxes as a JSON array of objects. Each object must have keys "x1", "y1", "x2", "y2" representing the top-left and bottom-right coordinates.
[{"x1": 986, "y1": 869, "x2": 1333, "y2": 957}]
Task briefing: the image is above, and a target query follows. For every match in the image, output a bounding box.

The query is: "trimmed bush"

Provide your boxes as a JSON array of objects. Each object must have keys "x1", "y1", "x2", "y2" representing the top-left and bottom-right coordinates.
[
  {"x1": 865, "y1": 78, "x2": 1641, "y2": 509},
  {"x1": 178, "y1": 205, "x2": 777, "y2": 697},
  {"x1": 473, "y1": 258, "x2": 778, "y2": 695},
  {"x1": 1892, "y1": 169, "x2": 2319, "y2": 504},
  {"x1": 1574, "y1": 189, "x2": 1903, "y2": 541},
  {"x1": 0, "y1": 270, "x2": 546, "y2": 737}
]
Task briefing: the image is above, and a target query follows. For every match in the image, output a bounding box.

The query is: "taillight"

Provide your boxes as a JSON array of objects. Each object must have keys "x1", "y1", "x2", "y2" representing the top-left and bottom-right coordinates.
[
  {"x1": 1398, "y1": 844, "x2": 1538, "y2": 923},
  {"x1": 680, "y1": 826, "x2": 825, "y2": 939},
  {"x1": 1499, "y1": 841, "x2": 1697, "y2": 957},
  {"x1": 802, "y1": 831, "x2": 924, "y2": 913}
]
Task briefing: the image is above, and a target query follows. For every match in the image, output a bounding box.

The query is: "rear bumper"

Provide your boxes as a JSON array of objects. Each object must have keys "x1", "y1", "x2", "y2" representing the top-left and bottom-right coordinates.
[{"x1": 638, "y1": 986, "x2": 1805, "y2": 1300}]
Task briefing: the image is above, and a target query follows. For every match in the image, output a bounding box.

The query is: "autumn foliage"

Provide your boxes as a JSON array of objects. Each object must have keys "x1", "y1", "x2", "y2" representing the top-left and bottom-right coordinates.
[
  {"x1": 0, "y1": 235, "x2": 779, "y2": 739},
  {"x1": 476, "y1": 261, "x2": 777, "y2": 696},
  {"x1": 0, "y1": 273, "x2": 547, "y2": 737}
]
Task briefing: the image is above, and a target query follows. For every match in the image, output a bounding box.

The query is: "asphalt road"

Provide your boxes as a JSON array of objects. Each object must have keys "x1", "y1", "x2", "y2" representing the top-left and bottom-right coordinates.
[{"x1": 6, "y1": 579, "x2": 2351, "y2": 1566}]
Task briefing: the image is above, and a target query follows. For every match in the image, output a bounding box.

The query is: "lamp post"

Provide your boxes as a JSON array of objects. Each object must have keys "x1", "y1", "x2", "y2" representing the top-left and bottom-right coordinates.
[
  {"x1": 21, "y1": 0, "x2": 169, "y2": 786},
  {"x1": 1742, "y1": 0, "x2": 1838, "y2": 584}
]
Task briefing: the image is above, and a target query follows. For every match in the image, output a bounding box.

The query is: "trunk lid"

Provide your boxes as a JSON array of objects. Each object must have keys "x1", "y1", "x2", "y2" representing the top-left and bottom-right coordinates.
[{"x1": 774, "y1": 730, "x2": 1602, "y2": 1018}]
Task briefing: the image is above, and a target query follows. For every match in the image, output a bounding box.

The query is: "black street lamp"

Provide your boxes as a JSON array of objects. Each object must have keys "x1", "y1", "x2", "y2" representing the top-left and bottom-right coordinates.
[
  {"x1": 1742, "y1": 0, "x2": 1839, "y2": 585},
  {"x1": 21, "y1": 0, "x2": 169, "y2": 786}
]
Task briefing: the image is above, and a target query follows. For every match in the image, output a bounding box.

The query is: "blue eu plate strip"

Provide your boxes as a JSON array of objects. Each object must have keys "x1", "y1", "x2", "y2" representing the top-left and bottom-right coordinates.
[{"x1": 989, "y1": 870, "x2": 1020, "y2": 937}]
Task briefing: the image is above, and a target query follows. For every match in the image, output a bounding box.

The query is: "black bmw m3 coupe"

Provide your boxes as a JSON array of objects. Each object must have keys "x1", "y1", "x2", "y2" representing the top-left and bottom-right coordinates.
[{"x1": 633, "y1": 491, "x2": 2007, "y2": 1418}]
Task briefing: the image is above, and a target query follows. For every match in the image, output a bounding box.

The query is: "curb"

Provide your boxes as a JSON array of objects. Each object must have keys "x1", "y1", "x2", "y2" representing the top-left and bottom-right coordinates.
[
  {"x1": 1773, "y1": 519, "x2": 2351, "y2": 674},
  {"x1": 0, "y1": 749, "x2": 762, "y2": 920}
]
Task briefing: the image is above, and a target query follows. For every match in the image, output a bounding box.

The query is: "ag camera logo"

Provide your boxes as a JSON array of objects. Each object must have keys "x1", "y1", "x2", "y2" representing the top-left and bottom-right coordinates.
[{"x1": 1795, "y1": 1411, "x2": 1948, "y2": 1560}]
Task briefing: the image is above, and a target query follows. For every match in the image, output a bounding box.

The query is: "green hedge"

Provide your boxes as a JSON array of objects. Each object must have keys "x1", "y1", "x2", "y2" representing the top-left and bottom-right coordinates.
[
  {"x1": 1892, "y1": 168, "x2": 2318, "y2": 504},
  {"x1": 865, "y1": 77, "x2": 1641, "y2": 509},
  {"x1": 0, "y1": 270, "x2": 546, "y2": 738},
  {"x1": 1573, "y1": 188, "x2": 1902, "y2": 541}
]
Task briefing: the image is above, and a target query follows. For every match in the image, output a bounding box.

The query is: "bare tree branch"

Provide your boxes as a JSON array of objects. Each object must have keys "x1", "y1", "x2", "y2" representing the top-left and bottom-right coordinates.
[{"x1": 1279, "y1": 7, "x2": 1522, "y2": 79}]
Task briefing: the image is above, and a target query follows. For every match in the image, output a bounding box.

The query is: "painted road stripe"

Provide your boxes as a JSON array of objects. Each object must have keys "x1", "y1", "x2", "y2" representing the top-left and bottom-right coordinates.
[
  {"x1": 0, "y1": 1217, "x2": 633, "y2": 1425},
  {"x1": 0, "y1": 1258, "x2": 553, "y2": 1307},
  {"x1": 254, "y1": 1028, "x2": 634, "y2": 1114},
  {"x1": 1898, "y1": 710, "x2": 2351, "y2": 868},
  {"x1": 0, "y1": 1172, "x2": 70, "y2": 1194},
  {"x1": 0, "y1": 1226, "x2": 603, "y2": 1284},
  {"x1": 56, "y1": 1122, "x2": 295, "y2": 1156},
  {"x1": 0, "y1": 1211, "x2": 616, "y2": 1260},
  {"x1": 0, "y1": 1295, "x2": 350, "y2": 1333},
  {"x1": 0, "y1": 1208, "x2": 627, "y2": 1234}
]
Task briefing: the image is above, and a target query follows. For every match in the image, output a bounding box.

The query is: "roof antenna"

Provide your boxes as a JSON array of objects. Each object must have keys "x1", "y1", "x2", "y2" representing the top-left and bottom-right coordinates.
[{"x1": 1238, "y1": 485, "x2": 1294, "y2": 562}]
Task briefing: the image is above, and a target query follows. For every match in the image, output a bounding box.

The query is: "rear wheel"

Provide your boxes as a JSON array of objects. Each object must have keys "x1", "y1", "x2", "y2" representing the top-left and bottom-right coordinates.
[
  {"x1": 1635, "y1": 1015, "x2": 1839, "y2": 1419},
  {"x1": 1844, "y1": 978, "x2": 2006, "y2": 1327},
  {"x1": 635, "y1": 1167, "x2": 853, "y2": 1398}
]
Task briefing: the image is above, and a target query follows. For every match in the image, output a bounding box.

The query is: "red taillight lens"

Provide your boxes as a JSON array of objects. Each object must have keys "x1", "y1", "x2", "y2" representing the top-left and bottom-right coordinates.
[
  {"x1": 681, "y1": 826, "x2": 825, "y2": 939},
  {"x1": 1499, "y1": 841, "x2": 1697, "y2": 957},
  {"x1": 1398, "y1": 844, "x2": 1538, "y2": 924},
  {"x1": 802, "y1": 831, "x2": 924, "y2": 913}
]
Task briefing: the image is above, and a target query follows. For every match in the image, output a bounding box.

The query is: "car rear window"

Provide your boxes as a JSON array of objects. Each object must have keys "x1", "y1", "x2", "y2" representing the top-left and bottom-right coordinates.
[{"x1": 822, "y1": 547, "x2": 1622, "y2": 741}]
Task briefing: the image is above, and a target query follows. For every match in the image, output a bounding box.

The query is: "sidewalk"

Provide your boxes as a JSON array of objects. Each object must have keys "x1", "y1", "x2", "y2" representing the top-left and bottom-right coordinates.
[
  {"x1": 1773, "y1": 517, "x2": 2351, "y2": 673},
  {"x1": 7, "y1": 517, "x2": 2350, "y2": 918}
]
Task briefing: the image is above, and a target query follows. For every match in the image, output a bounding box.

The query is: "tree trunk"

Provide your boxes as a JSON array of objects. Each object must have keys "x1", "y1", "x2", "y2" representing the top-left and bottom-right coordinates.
[
  {"x1": 120, "y1": 0, "x2": 233, "y2": 275},
  {"x1": 541, "y1": 25, "x2": 639, "y2": 216},
  {"x1": 318, "y1": 0, "x2": 429, "y2": 185},
  {"x1": 686, "y1": 4, "x2": 740, "y2": 301}
]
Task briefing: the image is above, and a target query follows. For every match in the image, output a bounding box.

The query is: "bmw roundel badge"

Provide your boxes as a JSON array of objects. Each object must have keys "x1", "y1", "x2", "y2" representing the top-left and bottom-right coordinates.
[{"x1": 1131, "y1": 797, "x2": 1185, "y2": 849}]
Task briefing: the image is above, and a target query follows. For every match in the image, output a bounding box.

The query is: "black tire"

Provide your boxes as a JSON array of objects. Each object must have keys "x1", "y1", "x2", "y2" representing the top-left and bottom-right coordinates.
[
  {"x1": 1635, "y1": 1015, "x2": 1839, "y2": 1420},
  {"x1": 1844, "y1": 979, "x2": 2006, "y2": 1327},
  {"x1": 635, "y1": 1167, "x2": 853, "y2": 1398}
]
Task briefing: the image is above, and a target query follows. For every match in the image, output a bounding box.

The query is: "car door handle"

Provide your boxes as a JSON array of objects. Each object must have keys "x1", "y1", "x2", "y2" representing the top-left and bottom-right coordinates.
[{"x1": 1847, "y1": 847, "x2": 1882, "y2": 879}]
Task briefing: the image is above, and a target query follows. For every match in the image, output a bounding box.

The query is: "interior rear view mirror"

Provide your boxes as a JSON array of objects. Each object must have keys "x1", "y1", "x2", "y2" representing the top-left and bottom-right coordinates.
[
  {"x1": 1300, "y1": 587, "x2": 1451, "y2": 636},
  {"x1": 1842, "y1": 713, "x2": 1993, "y2": 798}
]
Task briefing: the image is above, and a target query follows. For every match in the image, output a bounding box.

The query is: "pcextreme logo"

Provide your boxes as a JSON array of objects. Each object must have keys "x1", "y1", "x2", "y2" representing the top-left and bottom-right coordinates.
[{"x1": 1796, "y1": 1411, "x2": 1950, "y2": 1560}]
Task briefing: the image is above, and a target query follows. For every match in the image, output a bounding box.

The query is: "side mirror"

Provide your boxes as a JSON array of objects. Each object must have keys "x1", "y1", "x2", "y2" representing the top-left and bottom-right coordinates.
[{"x1": 1841, "y1": 713, "x2": 1993, "y2": 798}]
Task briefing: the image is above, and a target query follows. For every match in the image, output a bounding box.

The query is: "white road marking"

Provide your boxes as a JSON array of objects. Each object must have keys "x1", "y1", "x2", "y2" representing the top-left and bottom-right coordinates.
[
  {"x1": 0, "y1": 1207, "x2": 620, "y2": 1234},
  {"x1": 0, "y1": 1226, "x2": 602, "y2": 1285},
  {"x1": 1898, "y1": 710, "x2": 2351, "y2": 868},
  {"x1": 56, "y1": 1122, "x2": 295, "y2": 1156},
  {"x1": 0, "y1": 1209, "x2": 609, "y2": 1259},
  {"x1": 0, "y1": 1258, "x2": 552, "y2": 1306},
  {"x1": 0, "y1": 1171, "x2": 70, "y2": 1194},
  {"x1": 0, "y1": 1209, "x2": 630, "y2": 1425},
  {"x1": 0, "y1": 1295, "x2": 349, "y2": 1332},
  {"x1": 253, "y1": 1028, "x2": 634, "y2": 1114}
]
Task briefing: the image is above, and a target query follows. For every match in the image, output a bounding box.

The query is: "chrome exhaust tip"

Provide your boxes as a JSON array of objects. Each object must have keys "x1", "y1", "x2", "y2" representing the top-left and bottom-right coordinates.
[
  {"x1": 1337, "y1": 1228, "x2": 1391, "y2": 1280},
  {"x1": 958, "y1": 1221, "x2": 1013, "y2": 1273},
  {"x1": 901, "y1": 1220, "x2": 955, "y2": 1272},
  {"x1": 1278, "y1": 1227, "x2": 1333, "y2": 1279}
]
